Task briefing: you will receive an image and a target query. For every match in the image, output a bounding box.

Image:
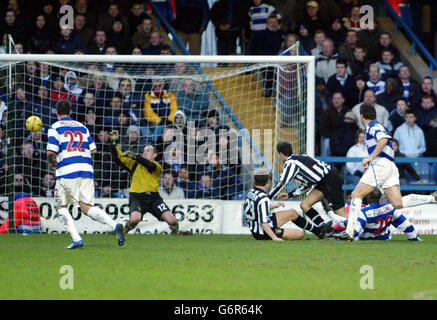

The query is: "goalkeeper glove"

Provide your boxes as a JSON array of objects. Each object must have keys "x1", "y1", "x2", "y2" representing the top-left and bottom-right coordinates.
[
  {"x1": 122, "y1": 150, "x2": 138, "y2": 159},
  {"x1": 109, "y1": 130, "x2": 119, "y2": 145},
  {"x1": 288, "y1": 185, "x2": 308, "y2": 198}
]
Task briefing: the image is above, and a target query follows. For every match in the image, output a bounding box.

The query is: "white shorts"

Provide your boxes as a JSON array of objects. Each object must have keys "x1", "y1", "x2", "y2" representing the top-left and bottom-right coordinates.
[
  {"x1": 54, "y1": 178, "x2": 95, "y2": 207},
  {"x1": 360, "y1": 157, "x2": 400, "y2": 189}
]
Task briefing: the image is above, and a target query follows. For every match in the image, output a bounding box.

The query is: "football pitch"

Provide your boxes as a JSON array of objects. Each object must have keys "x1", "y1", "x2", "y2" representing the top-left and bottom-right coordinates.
[{"x1": 1, "y1": 234, "x2": 437, "y2": 300}]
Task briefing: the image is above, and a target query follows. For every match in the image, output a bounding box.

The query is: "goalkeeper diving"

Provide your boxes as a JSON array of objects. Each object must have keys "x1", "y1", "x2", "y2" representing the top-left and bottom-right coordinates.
[{"x1": 109, "y1": 130, "x2": 183, "y2": 236}]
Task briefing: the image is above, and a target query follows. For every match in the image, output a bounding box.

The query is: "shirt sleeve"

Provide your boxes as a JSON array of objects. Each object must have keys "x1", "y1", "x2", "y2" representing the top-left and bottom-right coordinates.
[
  {"x1": 370, "y1": 123, "x2": 391, "y2": 141},
  {"x1": 257, "y1": 197, "x2": 271, "y2": 224},
  {"x1": 269, "y1": 160, "x2": 298, "y2": 198},
  {"x1": 47, "y1": 127, "x2": 60, "y2": 154}
]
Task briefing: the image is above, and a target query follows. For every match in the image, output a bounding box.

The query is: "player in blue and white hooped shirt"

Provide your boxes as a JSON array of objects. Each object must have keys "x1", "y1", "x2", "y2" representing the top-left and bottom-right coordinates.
[
  {"x1": 47, "y1": 100, "x2": 125, "y2": 249},
  {"x1": 248, "y1": 0, "x2": 280, "y2": 32},
  {"x1": 345, "y1": 102, "x2": 403, "y2": 240},
  {"x1": 336, "y1": 190, "x2": 437, "y2": 241}
]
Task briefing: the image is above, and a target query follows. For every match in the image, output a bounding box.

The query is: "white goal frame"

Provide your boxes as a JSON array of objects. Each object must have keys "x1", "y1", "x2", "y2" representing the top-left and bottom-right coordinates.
[{"x1": 0, "y1": 54, "x2": 316, "y2": 159}]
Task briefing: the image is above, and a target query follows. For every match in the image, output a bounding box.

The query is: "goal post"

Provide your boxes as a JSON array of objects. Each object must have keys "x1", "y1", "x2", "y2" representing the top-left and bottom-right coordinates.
[{"x1": 0, "y1": 53, "x2": 315, "y2": 233}]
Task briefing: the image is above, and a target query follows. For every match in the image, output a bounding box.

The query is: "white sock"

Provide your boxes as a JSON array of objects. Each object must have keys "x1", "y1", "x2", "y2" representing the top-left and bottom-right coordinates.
[
  {"x1": 87, "y1": 207, "x2": 117, "y2": 230},
  {"x1": 346, "y1": 198, "x2": 362, "y2": 236},
  {"x1": 327, "y1": 210, "x2": 347, "y2": 228},
  {"x1": 58, "y1": 208, "x2": 82, "y2": 242},
  {"x1": 402, "y1": 194, "x2": 434, "y2": 208}
]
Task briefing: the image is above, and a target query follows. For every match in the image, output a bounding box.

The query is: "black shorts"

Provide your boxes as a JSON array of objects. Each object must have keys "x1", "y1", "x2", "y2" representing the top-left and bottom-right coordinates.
[
  {"x1": 315, "y1": 168, "x2": 345, "y2": 211},
  {"x1": 129, "y1": 192, "x2": 170, "y2": 220},
  {"x1": 251, "y1": 213, "x2": 284, "y2": 240}
]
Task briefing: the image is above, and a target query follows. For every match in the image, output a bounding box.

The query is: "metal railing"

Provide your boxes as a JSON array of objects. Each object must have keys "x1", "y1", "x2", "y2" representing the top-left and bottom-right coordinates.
[
  {"x1": 382, "y1": 0, "x2": 437, "y2": 78},
  {"x1": 318, "y1": 157, "x2": 437, "y2": 192}
]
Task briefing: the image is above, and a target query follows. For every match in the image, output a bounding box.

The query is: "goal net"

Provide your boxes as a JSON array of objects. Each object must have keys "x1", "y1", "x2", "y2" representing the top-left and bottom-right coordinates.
[{"x1": 0, "y1": 54, "x2": 314, "y2": 233}]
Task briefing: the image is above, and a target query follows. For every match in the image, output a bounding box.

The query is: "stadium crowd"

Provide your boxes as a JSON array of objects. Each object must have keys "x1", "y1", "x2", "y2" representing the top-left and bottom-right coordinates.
[{"x1": 0, "y1": 0, "x2": 436, "y2": 200}]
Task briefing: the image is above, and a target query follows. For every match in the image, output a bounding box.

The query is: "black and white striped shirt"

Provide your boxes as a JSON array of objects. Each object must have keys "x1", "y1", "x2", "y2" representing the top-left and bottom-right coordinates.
[
  {"x1": 244, "y1": 187, "x2": 272, "y2": 236},
  {"x1": 269, "y1": 155, "x2": 331, "y2": 199}
]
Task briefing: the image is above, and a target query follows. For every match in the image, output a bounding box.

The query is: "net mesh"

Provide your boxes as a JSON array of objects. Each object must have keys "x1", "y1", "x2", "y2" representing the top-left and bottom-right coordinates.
[{"x1": 0, "y1": 57, "x2": 309, "y2": 208}]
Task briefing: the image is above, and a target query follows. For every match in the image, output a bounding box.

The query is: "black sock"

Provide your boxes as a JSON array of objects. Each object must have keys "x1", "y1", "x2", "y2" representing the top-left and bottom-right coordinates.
[
  {"x1": 124, "y1": 221, "x2": 133, "y2": 233},
  {"x1": 305, "y1": 208, "x2": 324, "y2": 226},
  {"x1": 293, "y1": 215, "x2": 320, "y2": 235}
]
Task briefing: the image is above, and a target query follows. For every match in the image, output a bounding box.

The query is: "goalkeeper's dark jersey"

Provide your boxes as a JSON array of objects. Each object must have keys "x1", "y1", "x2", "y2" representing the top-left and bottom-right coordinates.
[{"x1": 112, "y1": 144, "x2": 161, "y2": 193}]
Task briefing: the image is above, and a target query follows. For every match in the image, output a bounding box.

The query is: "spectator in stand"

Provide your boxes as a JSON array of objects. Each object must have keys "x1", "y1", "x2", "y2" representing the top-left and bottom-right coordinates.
[
  {"x1": 210, "y1": 0, "x2": 245, "y2": 56},
  {"x1": 338, "y1": 29, "x2": 359, "y2": 63},
  {"x1": 0, "y1": 9, "x2": 25, "y2": 43},
  {"x1": 86, "y1": 30, "x2": 108, "y2": 54},
  {"x1": 366, "y1": 64, "x2": 385, "y2": 96},
  {"x1": 39, "y1": 62, "x2": 52, "y2": 89},
  {"x1": 248, "y1": 0, "x2": 280, "y2": 33},
  {"x1": 377, "y1": 49, "x2": 403, "y2": 81},
  {"x1": 376, "y1": 77, "x2": 401, "y2": 113},
  {"x1": 172, "y1": 0, "x2": 210, "y2": 55},
  {"x1": 391, "y1": 138, "x2": 421, "y2": 185},
  {"x1": 143, "y1": 79, "x2": 178, "y2": 126},
  {"x1": 351, "y1": 75, "x2": 369, "y2": 107},
  {"x1": 206, "y1": 108, "x2": 230, "y2": 138},
  {"x1": 326, "y1": 59, "x2": 356, "y2": 107},
  {"x1": 310, "y1": 30, "x2": 326, "y2": 58},
  {"x1": 131, "y1": 15, "x2": 153, "y2": 50},
  {"x1": 295, "y1": 1, "x2": 328, "y2": 36},
  {"x1": 319, "y1": 91, "x2": 349, "y2": 156},
  {"x1": 357, "y1": 18, "x2": 380, "y2": 50},
  {"x1": 159, "y1": 172, "x2": 185, "y2": 199},
  {"x1": 116, "y1": 78, "x2": 143, "y2": 127},
  {"x1": 88, "y1": 74, "x2": 114, "y2": 108},
  {"x1": 248, "y1": 15, "x2": 284, "y2": 97},
  {"x1": 349, "y1": 45, "x2": 370, "y2": 79},
  {"x1": 176, "y1": 166, "x2": 196, "y2": 198},
  {"x1": 176, "y1": 78, "x2": 209, "y2": 123},
  {"x1": 74, "y1": 0, "x2": 96, "y2": 30},
  {"x1": 279, "y1": 33, "x2": 299, "y2": 56},
  {"x1": 38, "y1": 172, "x2": 56, "y2": 197},
  {"x1": 327, "y1": 16, "x2": 347, "y2": 49},
  {"x1": 218, "y1": 131, "x2": 242, "y2": 175},
  {"x1": 316, "y1": 38, "x2": 340, "y2": 83},
  {"x1": 337, "y1": 0, "x2": 353, "y2": 19},
  {"x1": 54, "y1": 25, "x2": 86, "y2": 54},
  {"x1": 128, "y1": 2, "x2": 148, "y2": 38},
  {"x1": 15, "y1": 61, "x2": 41, "y2": 97},
  {"x1": 345, "y1": 129, "x2": 368, "y2": 185},
  {"x1": 16, "y1": 141, "x2": 42, "y2": 195},
  {"x1": 27, "y1": 14, "x2": 53, "y2": 54},
  {"x1": 393, "y1": 110, "x2": 426, "y2": 158},
  {"x1": 121, "y1": 125, "x2": 147, "y2": 154},
  {"x1": 34, "y1": 85, "x2": 53, "y2": 126},
  {"x1": 411, "y1": 76, "x2": 437, "y2": 111},
  {"x1": 388, "y1": 98, "x2": 408, "y2": 135},
  {"x1": 351, "y1": 89, "x2": 390, "y2": 131},
  {"x1": 397, "y1": 65, "x2": 421, "y2": 108},
  {"x1": 74, "y1": 13, "x2": 94, "y2": 48},
  {"x1": 425, "y1": 117, "x2": 437, "y2": 157},
  {"x1": 416, "y1": 95, "x2": 437, "y2": 133},
  {"x1": 368, "y1": 32, "x2": 401, "y2": 63},
  {"x1": 343, "y1": 5, "x2": 362, "y2": 32},
  {"x1": 143, "y1": 31, "x2": 164, "y2": 55},
  {"x1": 294, "y1": 0, "x2": 341, "y2": 27},
  {"x1": 97, "y1": 3, "x2": 129, "y2": 37},
  {"x1": 107, "y1": 16, "x2": 131, "y2": 54},
  {"x1": 104, "y1": 93, "x2": 123, "y2": 127},
  {"x1": 205, "y1": 152, "x2": 243, "y2": 200},
  {"x1": 273, "y1": 0, "x2": 297, "y2": 32},
  {"x1": 195, "y1": 174, "x2": 220, "y2": 199},
  {"x1": 249, "y1": 14, "x2": 283, "y2": 55},
  {"x1": 131, "y1": 45, "x2": 142, "y2": 55},
  {"x1": 330, "y1": 111, "x2": 359, "y2": 159},
  {"x1": 77, "y1": 90, "x2": 103, "y2": 125},
  {"x1": 63, "y1": 71, "x2": 83, "y2": 104},
  {"x1": 24, "y1": 129, "x2": 47, "y2": 167}
]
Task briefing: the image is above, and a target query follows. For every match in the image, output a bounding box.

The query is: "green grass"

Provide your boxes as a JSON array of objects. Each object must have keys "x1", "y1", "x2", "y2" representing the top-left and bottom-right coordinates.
[{"x1": 1, "y1": 234, "x2": 437, "y2": 300}]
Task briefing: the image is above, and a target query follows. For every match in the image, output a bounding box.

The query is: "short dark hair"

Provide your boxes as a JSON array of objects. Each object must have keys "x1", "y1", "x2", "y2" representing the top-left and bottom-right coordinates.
[
  {"x1": 405, "y1": 109, "x2": 416, "y2": 117},
  {"x1": 276, "y1": 141, "x2": 293, "y2": 157},
  {"x1": 56, "y1": 100, "x2": 72, "y2": 116},
  {"x1": 253, "y1": 168, "x2": 272, "y2": 187},
  {"x1": 360, "y1": 102, "x2": 376, "y2": 120},
  {"x1": 365, "y1": 189, "x2": 381, "y2": 205},
  {"x1": 336, "y1": 58, "x2": 348, "y2": 68}
]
